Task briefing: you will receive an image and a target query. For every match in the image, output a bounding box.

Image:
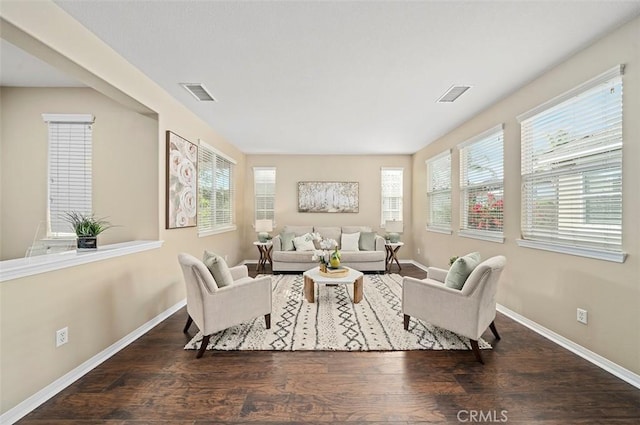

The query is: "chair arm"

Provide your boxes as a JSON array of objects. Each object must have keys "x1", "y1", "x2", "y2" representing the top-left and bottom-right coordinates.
[
  {"x1": 426, "y1": 267, "x2": 448, "y2": 283},
  {"x1": 271, "y1": 235, "x2": 282, "y2": 251},
  {"x1": 374, "y1": 235, "x2": 386, "y2": 251},
  {"x1": 229, "y1": 265, "x2": 249, "y2": 281}
]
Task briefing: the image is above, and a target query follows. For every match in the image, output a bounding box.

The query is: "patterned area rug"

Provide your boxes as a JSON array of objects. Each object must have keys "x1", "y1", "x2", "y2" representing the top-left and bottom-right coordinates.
[{"x1": 184, "y1": 273, "x2": 490, "y2": 352}]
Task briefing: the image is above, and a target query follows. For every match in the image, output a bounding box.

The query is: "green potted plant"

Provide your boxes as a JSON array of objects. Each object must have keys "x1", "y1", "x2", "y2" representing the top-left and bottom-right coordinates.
[{"x1": 64, "y1": 212, "x2": 113, "y2": 250}]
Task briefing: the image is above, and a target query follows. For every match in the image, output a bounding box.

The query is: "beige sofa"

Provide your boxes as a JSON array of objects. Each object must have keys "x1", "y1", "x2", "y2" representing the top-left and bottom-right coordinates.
[{"x1": 271, "y1": 225, "x2": 386, "y2": 273}]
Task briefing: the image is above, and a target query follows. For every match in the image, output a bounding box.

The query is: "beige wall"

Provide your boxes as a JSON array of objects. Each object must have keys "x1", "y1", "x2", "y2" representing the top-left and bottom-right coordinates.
[
  {"x1": 412, "y1": 17, "x2": 640, "y2": 374},
  {"x1": 0, "y1": 1, "x2": 247, "y2": 414},
  {"x1": 0, "y1": 87, "x2": 159, "y2": 260},
  {"x1": 243, "y1": 155, "x2": 413, "y2": 260}
]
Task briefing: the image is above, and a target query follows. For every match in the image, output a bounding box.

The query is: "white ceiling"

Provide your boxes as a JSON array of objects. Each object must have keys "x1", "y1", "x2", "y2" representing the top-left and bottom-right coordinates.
[{"x1": 7, "y1": 1, "x2": 640, "y2": 155}]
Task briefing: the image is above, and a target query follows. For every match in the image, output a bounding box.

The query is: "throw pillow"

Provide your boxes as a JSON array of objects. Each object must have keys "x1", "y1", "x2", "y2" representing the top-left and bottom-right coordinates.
[
  {"x1": 203, "y1": 250, "x2": 234, "y2": 288},
  {"x1": 341, "y1": 232, "x2": 361, "y2": 251},
  {"x1": 293, "y1": 233, "x2": 316, "y2": 251},
  {"x1": 359, "y1": 232, "x2": 377, "y2": 251},
  {"x1": 280, "y1": 232, "x2": 295, "y2": 251},
  {"x1": 445, "y1": 252, "x2": 481, "y2": 290}
]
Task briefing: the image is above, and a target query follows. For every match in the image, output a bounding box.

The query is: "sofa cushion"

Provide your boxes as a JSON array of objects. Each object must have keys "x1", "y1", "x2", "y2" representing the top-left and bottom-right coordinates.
[
  {"x1": 359, "y1": 232, "x2": 376, "y2": 251},
  {"x1": 341, "y1": 232, "x2": 360, "y2": 251},
  {"x1": 203, "y1": 250, "x2": 233, "y2": 289},
  {"x1": 272, "y1": 250, "x2": 315, "y2": 262},
  {"x1": 314, "y1": 226, "x2": 342, "y2": 248},
  {"x1": 280, "y1": 232, "x2": 295, "y2": 251},
  {"x1": 342, "y1": 225, "x2": 372, "y2": 234},
  {"x1": 445, "y1": 252, "x2": 481, "y2": 290},
  {"x1": 293, "y1": 233, "x2": 316, "y2": 251},
  {"x1": 284, "y1": 225, "x2": 313, "y2": 236},
  {"x1": 339, "y1": 250, "x2": 385, "y2": 262}
]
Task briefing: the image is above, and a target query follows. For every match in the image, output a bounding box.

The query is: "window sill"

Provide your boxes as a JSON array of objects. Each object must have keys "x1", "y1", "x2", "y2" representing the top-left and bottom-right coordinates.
[
  {"x1": 198, "y1": 225, "x2": 237, "y2": 238},
  {"x1": 426, "y1": 226, "x2": 452, "y2": 235},
  {"x1": 0, "y1": 240, "x2": 164, "y2": 283},
  {"x1": 516, "y1": 239, "x2": 626, "y2": 263},
  {"x1": 459, "y1": 230, "x2": 504, "y2": 243}
]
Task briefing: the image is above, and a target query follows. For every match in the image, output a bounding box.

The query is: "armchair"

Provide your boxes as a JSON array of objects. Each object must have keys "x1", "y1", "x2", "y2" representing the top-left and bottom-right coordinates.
[
  {"x1": 402, "y1": 255, "x2": 506, "y2": 363},
  {"x1": 178, "y1": 253, "x2": 272, "y2": 358}
]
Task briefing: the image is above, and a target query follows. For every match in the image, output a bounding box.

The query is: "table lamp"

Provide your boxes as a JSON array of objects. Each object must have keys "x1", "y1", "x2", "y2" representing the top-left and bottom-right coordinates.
[
  {"x1": 385, "y1": 220, "x2": 403, "y2": 243},
  {"x1": 255, "y1": 219, "x2": 273, "y2": 243}
]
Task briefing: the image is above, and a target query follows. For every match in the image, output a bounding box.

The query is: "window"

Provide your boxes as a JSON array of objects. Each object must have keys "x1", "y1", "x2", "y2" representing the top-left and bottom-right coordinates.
[
  {"x1": 198, "y1": 140, "x2": 236, "y2": 235},
  {"x1": 381, "y1": 167, "x2": 403, "y2": 226},
  {"x1": 518, "y1": 65, "x2": 625, "y2": 262},
  {"x1": 254, "y1": 167, "x2": 276, "y2": 222},
  {"x1": 426, "y1": 150, "x2": 451, "y2": 233},
  {"x1": 459, "y1": 125, "x2": 504, "y2": 242},
  {"x1": 42, "y1": 114, "x2": 94, "y2": 237}
]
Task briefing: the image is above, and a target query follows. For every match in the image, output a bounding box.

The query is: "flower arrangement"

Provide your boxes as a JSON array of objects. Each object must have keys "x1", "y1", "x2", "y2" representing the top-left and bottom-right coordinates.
[
  {"x1": 312, "y1": 237, "x2": 338, "y2": 271},
  {"x1": 468, "y1": 193, "x2": 503, "y2": 231}
]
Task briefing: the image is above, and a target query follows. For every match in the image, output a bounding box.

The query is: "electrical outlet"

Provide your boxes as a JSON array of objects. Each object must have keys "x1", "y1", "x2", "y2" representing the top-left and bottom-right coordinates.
[
  {"x1": 577, "y1": 308, "x2": 588, "y2": 325},
  {"x1": 56, "y1": 327, "x2": 68, "y2": 347}
]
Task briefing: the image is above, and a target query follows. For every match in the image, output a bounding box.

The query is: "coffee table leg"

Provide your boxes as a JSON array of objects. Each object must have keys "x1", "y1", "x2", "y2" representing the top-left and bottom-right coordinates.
[
  {"x1": 304, "y1": 275, "x2": 315, "y2": 303},
  {"x1": 353, "y1": 276, "x2": 363, "y2": 304}
]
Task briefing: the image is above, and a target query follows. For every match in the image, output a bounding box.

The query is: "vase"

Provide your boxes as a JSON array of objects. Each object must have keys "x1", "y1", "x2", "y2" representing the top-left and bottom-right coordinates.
[
  {"x1": 320, "y1": 263, "x2": 328, "y2": 273},
  {"x1": 330, "y1": 247, "x2": 341, "y2": 268},
  {"x1": 77, "y1": 236, "x2": 97, "y2": 250}
]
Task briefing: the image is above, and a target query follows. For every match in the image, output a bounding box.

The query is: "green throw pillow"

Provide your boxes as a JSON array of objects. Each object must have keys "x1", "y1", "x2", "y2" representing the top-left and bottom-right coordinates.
[
  {"x1": 280, "y1": 232, "x2": 295, "y2": 251},
  {"x1": 359, "y1": 232, "x2": 377, "y2": 251},
  {"x1": 203, "y1": 250, "x2": 234, "y2": 288},
  {"x1": 444, "y1": 252, "x2": 481, "y2": 290}
]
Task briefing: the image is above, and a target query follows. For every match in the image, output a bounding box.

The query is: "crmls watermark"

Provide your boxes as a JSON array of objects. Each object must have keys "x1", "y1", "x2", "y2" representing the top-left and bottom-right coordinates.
[{"x1": 457, "y1": 409, "x2": 508, "y2": 423}]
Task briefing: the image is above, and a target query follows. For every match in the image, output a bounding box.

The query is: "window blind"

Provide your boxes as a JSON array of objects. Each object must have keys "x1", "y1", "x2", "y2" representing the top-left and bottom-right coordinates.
[
  {"x1": 42, "y1": 114, "x2": 94, "y2": 236},
  {"x1": 198, "y1": 141, "x2": 236, "y2": 234},
  {"x1": 254, "y1": 167, "x2": 276, "y2": 221},
  {"x1": 519, "y1": 65, "x2": 623, "y2": 254},
  {"x1": 426, "y1": 151, "x2": 451, "y2": 231},
  {"x1": 381, "y1": 168, "x2": 403, "y2": 226},
  {"x1": 459, "y1": 125, "x2": 504, "y2": 237}
]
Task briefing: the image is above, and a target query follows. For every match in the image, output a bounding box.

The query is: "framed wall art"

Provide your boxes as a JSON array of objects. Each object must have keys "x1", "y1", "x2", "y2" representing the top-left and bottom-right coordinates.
[
  {"x1": 298, "y1": 181, "x2": 359, "y2": 213},
  {"x1": 166, "y1": 131, "x2": 198, "y2": 229}
]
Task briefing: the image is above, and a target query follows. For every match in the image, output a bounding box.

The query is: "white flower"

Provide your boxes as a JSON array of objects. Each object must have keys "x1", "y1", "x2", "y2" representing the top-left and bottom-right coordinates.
[
  {"x1": 320, "y1": 238, "x2": 337, "y2": 250},
  {"x1": 177, "y1": 158, "x2": 196, "y2": 187},
  {"x1": 175, "y1": 208, "x2": 189, "y2": 227},
  {"x1": 312, "y1": 249, "x2": 327, "y2": 263},
  {"x1": 169, "y1": 149, "x2": 183, "y2": 176},
  {"x1": 179, "y1": 187, "x2": 197, "y2": 218}
]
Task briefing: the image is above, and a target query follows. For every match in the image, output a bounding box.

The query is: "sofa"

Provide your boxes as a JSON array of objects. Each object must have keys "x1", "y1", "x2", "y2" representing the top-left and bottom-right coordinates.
[{"x1": 271, "y1": 225, "x2": 386, "y2": 273}]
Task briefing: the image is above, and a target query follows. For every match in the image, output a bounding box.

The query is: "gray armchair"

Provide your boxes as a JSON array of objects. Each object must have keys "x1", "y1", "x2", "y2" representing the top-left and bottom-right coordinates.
[
  {"x1": 178, "y1": 253, "x2": 272, "y2": 358},
  {"x1": 402, "y1": 255, "x2": 506, "y2": 363}
]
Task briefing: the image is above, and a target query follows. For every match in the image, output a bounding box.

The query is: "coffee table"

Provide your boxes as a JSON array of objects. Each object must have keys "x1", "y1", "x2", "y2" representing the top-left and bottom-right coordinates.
[{"x1": 303, "y1": 266, "x2": 364, "y2": 304}]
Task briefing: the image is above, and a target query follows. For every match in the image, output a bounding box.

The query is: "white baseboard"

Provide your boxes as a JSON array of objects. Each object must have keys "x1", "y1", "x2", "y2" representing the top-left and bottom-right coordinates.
[
  {"x1": 0, "y1": 299, "x2": 187, "y2": 425},
  {"x1": 497, "y1": 304, "x2": 640, "y2": 390}
]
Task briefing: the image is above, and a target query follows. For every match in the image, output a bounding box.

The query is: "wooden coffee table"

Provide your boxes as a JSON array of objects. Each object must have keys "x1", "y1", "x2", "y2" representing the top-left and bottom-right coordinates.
[{"x1": 303, "y1": 266, "x2": 364, "y2": 304}]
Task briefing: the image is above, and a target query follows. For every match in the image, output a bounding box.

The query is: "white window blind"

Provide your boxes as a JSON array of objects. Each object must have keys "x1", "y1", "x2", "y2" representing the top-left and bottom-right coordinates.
[
  {"x1": 426, "y1": 151, "x2": 451, "y2": 232},
  {"x1": 381, "y1": 167, "x2": 403, "y2": 226},
  {"x1": 42, "y1": 114, "x2": 94, "y2": 236},
  {"x1": 459, "y1": 125, "x2": 504, "y2": 241},
  {"x1": 198, "y1": 141, "x2": 236, "y2": 235},
  {"x1": 518, "y1": 65, "x2": 624, "y2": 259},
  {"x1": 254, "y1": 167, "x2": 276, "y2": 222}
]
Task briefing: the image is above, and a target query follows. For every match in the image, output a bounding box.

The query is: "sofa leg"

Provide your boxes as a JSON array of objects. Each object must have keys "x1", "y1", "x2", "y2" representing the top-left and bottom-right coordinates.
[
  {"x1": 196, "y1": 334, "x2": 211, "y2": 359},
  {"x1": 264, "y1": 313, "x2": 271, "y2": 329},
  {"x1": 183, "y1": 315, "x2": 193, "y2": 333},
  {"x1": 489, "y1": 321, "x2": 501, "y2": 340},
  {"x1": 403, "y1": 314, "x2": 410, "y2": 330},
  {"x1": 470, "y1": 339, "x2": 484, "y2": 364}
]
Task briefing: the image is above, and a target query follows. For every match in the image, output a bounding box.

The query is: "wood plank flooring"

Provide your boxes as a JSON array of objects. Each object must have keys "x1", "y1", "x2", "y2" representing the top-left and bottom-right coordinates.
[{"x1": 17, "y1": 264, "x2": 640, "y2": 424}]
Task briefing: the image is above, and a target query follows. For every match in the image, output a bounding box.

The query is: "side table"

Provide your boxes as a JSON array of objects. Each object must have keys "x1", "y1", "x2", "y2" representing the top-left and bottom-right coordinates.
[
  {"x1": 385, "y1": 242, "x2": 404, "y2": 272},
  {"x1": 253, "y1": 241, "x2": 272, "y2": 273}
]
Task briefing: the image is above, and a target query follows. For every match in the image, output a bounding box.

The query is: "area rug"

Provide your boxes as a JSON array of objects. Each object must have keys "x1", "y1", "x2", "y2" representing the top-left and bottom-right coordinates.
[{"x1": 184, "y1": 273, "x2": 491, "y2": 352}]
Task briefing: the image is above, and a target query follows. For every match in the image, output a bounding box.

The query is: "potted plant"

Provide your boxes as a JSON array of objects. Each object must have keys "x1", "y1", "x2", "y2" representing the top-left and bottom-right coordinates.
[{"x1": 64, "y1": 212, "x2": 113, "y2": 250}]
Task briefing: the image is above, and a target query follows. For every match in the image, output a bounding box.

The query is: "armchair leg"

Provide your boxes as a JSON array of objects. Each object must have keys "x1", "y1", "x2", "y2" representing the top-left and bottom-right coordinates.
[
  {"x1": 183, "y1": 315, "x2": 193, "y2": 333},
  {"x1": 264, "y1": 313, "x2": 271, "y2": 329},
  {"x1": 196, "y1": 334, "x2": 211, "y2": 359},
  {"x1": 403, "y1": 314, "x2": 410, "y2": 330},
  {"x1": 489, "y1": 321, "x2": 501, "y2": 340},
  {"x1": 470, "y1": 339, "x2": 484, "y2": 364}
]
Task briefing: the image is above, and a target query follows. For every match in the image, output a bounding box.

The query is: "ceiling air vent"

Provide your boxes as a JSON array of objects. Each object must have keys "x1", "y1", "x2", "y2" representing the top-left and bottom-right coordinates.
[
  {"x1": 180, "y1": 83, "x2": 216, "y2": 102},
  {"x1": 437, "y1": 85, "x2": 471, "y2": 103}
]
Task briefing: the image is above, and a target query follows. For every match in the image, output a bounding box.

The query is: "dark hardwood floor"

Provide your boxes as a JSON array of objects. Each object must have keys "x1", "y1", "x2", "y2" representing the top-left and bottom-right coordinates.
[{"x1": 17, "y1": 264, "x2": 640, "y2": 424}]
